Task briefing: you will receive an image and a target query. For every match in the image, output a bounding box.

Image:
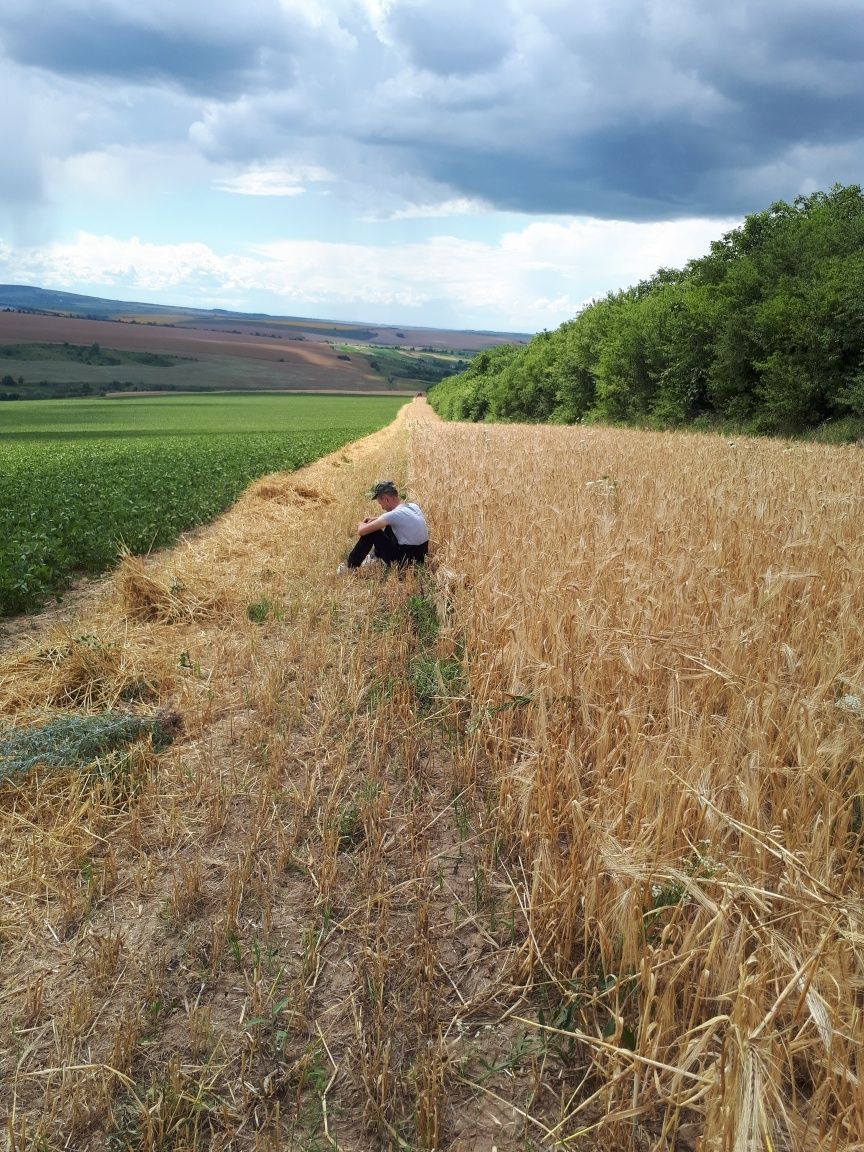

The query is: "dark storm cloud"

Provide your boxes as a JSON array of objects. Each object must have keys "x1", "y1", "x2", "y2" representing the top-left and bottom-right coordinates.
[
  {"x1": 0, "y1": 0, "x2": 293, "y2": 98},
  {"x1": 397, "y1": 82, "x2": 864, "y2": 220},
  {"x1": 4, "y1": 0, "x2": 864, "y2": 223},
  {"x1": 385, "y1": 1, "x2": 513, "y2": 76},
  {"x1": 351, "y1": 0, "x2": 864, "y2": 218},
  {"x1": 401, "y1": 129, "x2": 724, "y2": 221}
]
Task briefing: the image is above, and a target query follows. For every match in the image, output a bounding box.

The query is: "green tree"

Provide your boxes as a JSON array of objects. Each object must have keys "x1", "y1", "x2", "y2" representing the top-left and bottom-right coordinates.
[{"x1": 429, "y1": 184, "x2": 864, "y2": 439}]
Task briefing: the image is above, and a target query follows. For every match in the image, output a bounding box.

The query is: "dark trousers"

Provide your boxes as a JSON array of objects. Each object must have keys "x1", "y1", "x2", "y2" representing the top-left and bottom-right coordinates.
[{"x1": 347, "y1": 526, "x2": 428, "y2": 569}]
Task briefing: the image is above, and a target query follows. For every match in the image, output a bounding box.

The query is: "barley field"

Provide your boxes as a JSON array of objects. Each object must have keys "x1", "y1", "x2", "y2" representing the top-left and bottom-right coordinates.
[
  {"x1": 1, "y1": 402, "x2": 862, "y2": 1150},
  {"x1": 414, "y1": 419, "x2": 864, "y2": 1148}
]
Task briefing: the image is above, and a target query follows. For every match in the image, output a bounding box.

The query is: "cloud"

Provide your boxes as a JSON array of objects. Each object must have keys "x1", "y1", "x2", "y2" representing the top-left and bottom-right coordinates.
[
  {"x1": 0, "y1": 216, "x2": 737, "y2": 330},
  {"x1": 45, "y1": 146, "x2": 206, "y2": 204},
  {"x1": 5, "y1": 0, "x2": 864, "y2": 225},
  {"x1": 383, "y1": 0, "x2": 515, "y2": 76},
  {"x1": 2, "y1": 234, "x2": 227, "y2": 293},
  {"x1": 175, "y1": 0, "x2": 864, "y2": 219},
  {"x1": 214, "y1": 164, "x2": 333, "y2": 196},
  {"x1": 0, "y1": 64, "x2": 44, "y2": 211},
  {"x1": 2, "y1": 0, "x2": 862, "y2": 329},
  {"x1": 364, "y1": 197, "x2": 488, "y2": 221},
  {"x1": 0, "y1": 0, "x2": 298, "y2": 97}
]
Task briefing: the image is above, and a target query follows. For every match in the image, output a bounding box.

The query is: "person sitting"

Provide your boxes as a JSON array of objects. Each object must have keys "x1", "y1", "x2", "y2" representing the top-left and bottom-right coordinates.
[{"x1": 338, "y1": 481, "x2": 429, "y2": 572}]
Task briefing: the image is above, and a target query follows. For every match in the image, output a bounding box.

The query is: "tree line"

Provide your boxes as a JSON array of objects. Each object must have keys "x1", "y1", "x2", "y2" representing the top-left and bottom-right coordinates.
[{"x1": 429, "y1": 185, "x2": 864, "y2": 439}]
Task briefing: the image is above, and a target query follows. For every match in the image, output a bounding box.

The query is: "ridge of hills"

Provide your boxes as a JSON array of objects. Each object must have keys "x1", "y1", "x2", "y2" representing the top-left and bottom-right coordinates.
[
  {"x1": 0, "y1": 284, "x2": 531, "y2": 351},
  {"x1": 0, "y1": 284, "x2": 529, "y2": 398}
]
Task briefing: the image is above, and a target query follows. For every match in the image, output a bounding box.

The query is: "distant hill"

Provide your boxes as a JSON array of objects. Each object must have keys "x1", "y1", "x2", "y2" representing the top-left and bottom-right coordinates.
[
  {"x1": 0, "y1": 285, "x2": 530, "y2": 399},
  {"x1": 0, "y1": 284, "x2": 531, "y2": 353},
  {"x1": 0, "y1": 284, "x2": 184, "y2": 318}
]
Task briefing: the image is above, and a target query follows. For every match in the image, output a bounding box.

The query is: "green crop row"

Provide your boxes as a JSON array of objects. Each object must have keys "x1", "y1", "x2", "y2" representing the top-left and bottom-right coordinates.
[{"x1": 0, "y1": 394, "x2": 404, "y2": 616}]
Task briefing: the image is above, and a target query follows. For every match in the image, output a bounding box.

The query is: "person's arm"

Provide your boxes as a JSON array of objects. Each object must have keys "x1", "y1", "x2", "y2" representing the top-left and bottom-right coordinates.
[{"x1": 357, "y1": 514, "x2": 388, "y2": 536}]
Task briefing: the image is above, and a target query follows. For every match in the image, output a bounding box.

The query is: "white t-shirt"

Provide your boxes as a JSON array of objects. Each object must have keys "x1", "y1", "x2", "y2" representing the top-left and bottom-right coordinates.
[{"x1": 380, "y1": 501, "x2": 429, "y2": 545}]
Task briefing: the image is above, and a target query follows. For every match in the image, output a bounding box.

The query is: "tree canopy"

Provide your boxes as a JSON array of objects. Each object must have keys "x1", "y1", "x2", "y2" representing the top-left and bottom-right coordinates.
[{"x1": 429, "y1": 185, "x2": 864, "y2": 439}]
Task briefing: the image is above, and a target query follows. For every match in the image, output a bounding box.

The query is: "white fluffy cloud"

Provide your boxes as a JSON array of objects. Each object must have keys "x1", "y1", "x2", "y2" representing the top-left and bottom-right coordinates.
[
  {"x1": 0, "y1": 215, "x2": 737, "y2": 329},
  {"x1": 213, "y1": 165, "x2": 333, "y2": 196}
]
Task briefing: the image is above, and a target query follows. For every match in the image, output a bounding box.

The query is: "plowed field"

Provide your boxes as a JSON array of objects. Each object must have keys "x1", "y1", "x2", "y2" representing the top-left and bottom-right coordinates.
[{"x1": 0, "y1": 312, "x2": 378, "y2": 389}]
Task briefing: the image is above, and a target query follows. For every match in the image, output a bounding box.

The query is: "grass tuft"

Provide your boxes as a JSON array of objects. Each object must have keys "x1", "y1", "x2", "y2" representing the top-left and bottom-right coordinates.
[
  {"x1": 407, "y1": 591, "x2": 439, "y2": 645},
  {"x1": 0, "y1": 710, "x2": 178, "y2": 781}
]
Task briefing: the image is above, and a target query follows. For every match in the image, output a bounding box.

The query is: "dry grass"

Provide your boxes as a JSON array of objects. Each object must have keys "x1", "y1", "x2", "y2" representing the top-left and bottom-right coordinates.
[{"x1": 0, "y1": 401, "x2": 861, "y2": 1150}]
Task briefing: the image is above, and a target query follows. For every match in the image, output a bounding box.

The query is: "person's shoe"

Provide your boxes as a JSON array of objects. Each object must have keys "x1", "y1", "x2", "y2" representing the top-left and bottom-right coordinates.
[
  {"x1": 361, "y1": 554, "x2": 385, "y2": 568},
  {"x1": 336, "y1": 562, "x2": 348, "y2": 575}
]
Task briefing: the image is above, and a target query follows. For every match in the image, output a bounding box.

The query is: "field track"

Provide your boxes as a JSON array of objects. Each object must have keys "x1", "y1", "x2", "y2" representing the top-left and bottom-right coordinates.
[{"x1": 1, "y1": 404, "x2": 862, "y2": 1150}]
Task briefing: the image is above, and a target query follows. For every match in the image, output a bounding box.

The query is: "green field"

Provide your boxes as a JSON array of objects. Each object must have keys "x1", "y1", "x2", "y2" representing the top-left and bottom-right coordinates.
[
  {"x1": 340, "y1": 343, "x2": 468, "y2": 388},
  {"x1": 0, "y1": 393, "x2": 405, "y2": 616}
]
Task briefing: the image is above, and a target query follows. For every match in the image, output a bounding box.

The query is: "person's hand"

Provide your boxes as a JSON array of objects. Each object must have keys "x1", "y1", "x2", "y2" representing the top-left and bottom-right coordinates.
[{"x1": 362, "y1": 516, "x2": 374, "y2": 524}]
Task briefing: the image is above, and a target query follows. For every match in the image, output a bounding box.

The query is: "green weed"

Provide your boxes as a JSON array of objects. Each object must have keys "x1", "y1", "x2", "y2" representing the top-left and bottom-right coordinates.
[
  {"x1": 0, "y1": 711, "x2": 175, "y2": 783},
  {"x1": 410, "y1": 656, "x2": 464, "y2": 716},
  {"x1": 407, "y1": 593, "x2": 439, "y2": 645},
  {"x1": 246, "y1": 597, "x2": 281, "y2": 623}
]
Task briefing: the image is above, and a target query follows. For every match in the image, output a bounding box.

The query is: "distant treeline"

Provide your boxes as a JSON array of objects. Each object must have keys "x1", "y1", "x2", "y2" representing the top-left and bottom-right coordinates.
[
  {"x1": 0, "y1": 341, "x2": 185, "y2": 368},
  {"x1": 0, "y1": 342, "x2": 192, "y2": 399},
  {"x1": 0, "y1": 380, "x2": 200, "y2": 401},
  {"x1": 429, "y1": 184, "x2": 864, "y2": 439}
]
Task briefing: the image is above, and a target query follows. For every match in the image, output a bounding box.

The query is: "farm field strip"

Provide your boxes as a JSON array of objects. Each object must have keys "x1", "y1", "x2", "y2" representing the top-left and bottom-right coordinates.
[
  {"x1": 0, "y1": 353, "x2": 348, "y2": 392},
  {"x1": 3, "y1": 355, "x2": 392, "y2": 392},
  {"x1": 0, "y1": 393, "x2": 405, "y2": 616}
]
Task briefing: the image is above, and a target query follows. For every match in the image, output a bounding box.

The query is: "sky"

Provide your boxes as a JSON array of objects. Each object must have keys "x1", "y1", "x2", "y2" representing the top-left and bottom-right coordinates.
[{"x1": 1, "y1": 0, "x2": 862, "y2": 334}]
